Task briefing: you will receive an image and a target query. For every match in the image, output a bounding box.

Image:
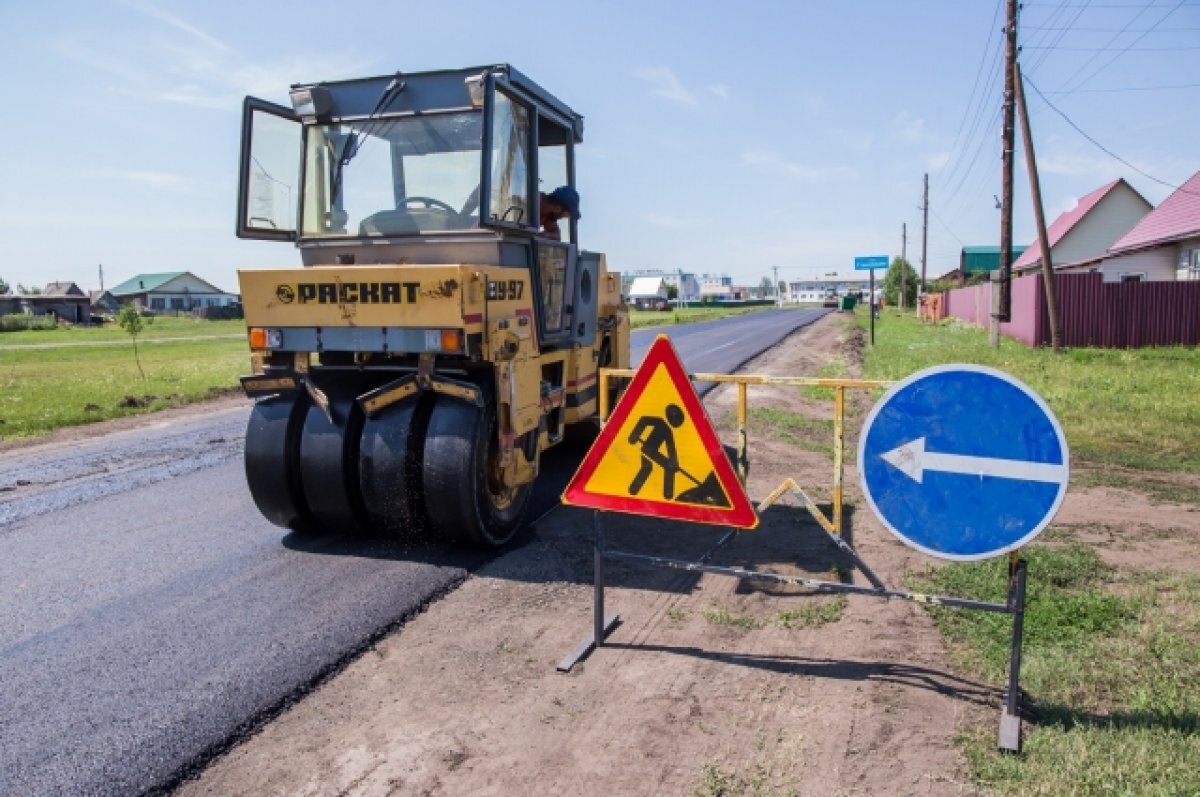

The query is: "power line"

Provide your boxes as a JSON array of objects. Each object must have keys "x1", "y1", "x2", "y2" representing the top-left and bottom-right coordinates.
[
  {"x1": 1025, "y1": 44, "x2": 1200, "y2": 49},
  {"x1": 1043, "y1": 82, "x2": 1200, "y2": 92},
  {"x1": 1022, "y1": 74, "x2": 1200, "y2": 195},
  {"x1": 1062, "y1": 0, "x2": 1188, "y2": 93},
  {"x1": 936, "y1": 0, "x2": 1004, "y2": 192}
]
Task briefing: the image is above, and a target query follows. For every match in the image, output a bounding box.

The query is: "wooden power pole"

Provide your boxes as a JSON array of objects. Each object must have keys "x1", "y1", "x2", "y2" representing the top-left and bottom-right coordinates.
[
  {"x1": 1014, "y1": 62, "x2": 1063, "y2": 353},
  {"x1": 993, "y1": 0, "x2": 1018, "y2": 347},
  {"x1": 921, "y1": 173, "x2": 929, "y2": 292},
  {"x1": 901, "y1": 223, "x2": 907, "y2": 310}
]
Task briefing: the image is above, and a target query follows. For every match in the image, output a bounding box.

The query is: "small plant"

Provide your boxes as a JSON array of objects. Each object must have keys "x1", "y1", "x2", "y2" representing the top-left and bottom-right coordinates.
[
  {"x1": 701, "y1": 607, "x2": 761, "y2": 630},
  {"x1": 117, "y1": 302, "x2": 154, "y2": 378},
  {"x1": 776, "y1": 596, "x2": 848, "y2": 629}
]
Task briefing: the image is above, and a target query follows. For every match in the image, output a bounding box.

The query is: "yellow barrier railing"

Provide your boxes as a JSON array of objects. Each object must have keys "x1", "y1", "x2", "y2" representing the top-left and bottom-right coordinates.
[{"x1": 599, "y1": 370, "x2": 894, "y2": 534}]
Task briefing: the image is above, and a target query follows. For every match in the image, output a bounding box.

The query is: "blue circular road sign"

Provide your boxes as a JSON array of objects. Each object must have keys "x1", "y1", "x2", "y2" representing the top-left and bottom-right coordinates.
[{"x1": 859, "y1": 365, "x2": 1069, "y2": 561}]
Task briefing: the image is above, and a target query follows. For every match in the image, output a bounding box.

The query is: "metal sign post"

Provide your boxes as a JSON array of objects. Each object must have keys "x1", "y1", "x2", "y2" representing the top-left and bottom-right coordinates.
[
  {"x1": 558, "y1": 362, "x2": 1058, "y2": 753},
  {"x1": 854, "y1": 255, "x2": 889, "y2": 346}
]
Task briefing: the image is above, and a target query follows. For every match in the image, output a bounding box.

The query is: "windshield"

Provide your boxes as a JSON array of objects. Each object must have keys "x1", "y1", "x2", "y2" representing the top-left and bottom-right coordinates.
[{"x1": 301, "y1": 111, "x2": 482, "y2": 238}]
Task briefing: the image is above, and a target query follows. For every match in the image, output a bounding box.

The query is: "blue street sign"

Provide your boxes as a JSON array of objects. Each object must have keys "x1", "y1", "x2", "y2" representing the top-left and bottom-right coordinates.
[
  {"x1": 858, "y1": 365, "x2": 1070, "y2": 561},
  {"x1": 854, "y1": 255, "x2": 890, "y2": 270}
]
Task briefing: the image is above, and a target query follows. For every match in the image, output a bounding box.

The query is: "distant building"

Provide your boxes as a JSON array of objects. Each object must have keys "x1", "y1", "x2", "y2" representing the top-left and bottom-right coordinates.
[
  {"x1": 0, "y1": 282, "x2": 93, "y2": 323},
  {"x1": 627, "y1": 276, "x2": 669, "y2": 310},
  {"x1": 1012, "y1": 178, "x2": 1152, "y2": 277},
  {"x1": 89, "y1": 290, "x2": 121, "y2": 314},
  {"x1": 621, "y1": 269, "x2": 700, "y2": 301},
  {"x1": 109, "y1": 272, "x2": 239, "y2": 312},
  {"x1": 1098, "y1": 170, "x2": 1200, "y2": 282},
  {"x1": 785, "y1": 274, "x2": 871, "y2": 303}
]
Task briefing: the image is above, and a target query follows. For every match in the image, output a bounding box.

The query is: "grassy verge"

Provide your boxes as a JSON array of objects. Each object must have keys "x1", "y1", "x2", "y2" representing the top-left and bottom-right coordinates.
[
  {"x1": 0, "y1": 336, "x2": 246, "y2": 439},
  {"x1": 907, "y1": 544, "x2": 1200, "y2": 795},
  {"x1": 628, "y1": 304, "x2": 777, "y2": 330},
  {"x1": 0, "y1": 317, "x2": 245, "y2": 345},
  {"x1": 855, "y1": 309, "x2": 1200, "y2": 474}
]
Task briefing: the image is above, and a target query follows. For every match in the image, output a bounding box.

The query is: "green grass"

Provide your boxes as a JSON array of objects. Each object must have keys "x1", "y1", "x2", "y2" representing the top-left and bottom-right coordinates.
[
  {"x1": 0, "y1": 335, "x2": 247, "y2": 438},
  {"x1": 739, "y1": 406, "x2": 835, "y2": 458},
  {"x1": 628, "y1": 304, "x2": 776, "y2": 330},
  {"x1": 701, "y1": 607, "x2": 763, "y2": 630},
  {"x1": 856, "y1": 310, "x2": 1200, "y2": 474},
  {"x1": 776, "y1": 595, "x2": 847, "y2": 629},
  {"x1": 0, "y1": 317, "x2": 245, "y2": 345},
  {"x1": 906, "y1": 545, "x2": 1200, "y2": 795}
]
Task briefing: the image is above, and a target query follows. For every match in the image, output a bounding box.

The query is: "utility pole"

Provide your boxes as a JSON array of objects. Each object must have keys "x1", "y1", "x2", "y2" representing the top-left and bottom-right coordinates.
[
  {"x1": 678, "y1": 267, "x2": 687, "y2": 309},
  {"x1": 921, "y1": 173, "x2": 929, "y2": 293},
  {"x1": 993, "y1": 0, "x2": 1018, "y2": 348},
  {"x1": 772, "y1": 265, "x2": 780, "y2": 307},
  {"x1": 99, "y1": 264, "x2": 104, "y2": 292},
  {"x1": 1015, "y1": 62, "x2": 1062, "y2": 353},
  {"x1": 900, "y1": 223, "x2": 907, "y2": 310}
]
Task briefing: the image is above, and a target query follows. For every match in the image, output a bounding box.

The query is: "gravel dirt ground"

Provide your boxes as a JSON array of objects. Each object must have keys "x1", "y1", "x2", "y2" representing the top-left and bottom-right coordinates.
[{"x1": 171, "y1": 313, "x2": 1198, "y2": 797}]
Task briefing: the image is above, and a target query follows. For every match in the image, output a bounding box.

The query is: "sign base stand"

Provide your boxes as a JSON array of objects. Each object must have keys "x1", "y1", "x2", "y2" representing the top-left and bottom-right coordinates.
[{"x1": 556, "y1": 502, "x2": 1030, "y2": 753}]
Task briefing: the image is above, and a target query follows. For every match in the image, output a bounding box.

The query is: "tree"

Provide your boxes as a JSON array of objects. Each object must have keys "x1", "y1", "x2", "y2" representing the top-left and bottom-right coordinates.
[
  {"x1": 117, "y1": 302, "x2": 153, "y2": 378},
  {"x1": 666, "y1": 284, "x2": 678, "y2": 300},
  {"x1": 883, "y1": 257, "x2": 919, "y2": 309},
  {"x1": 0, "y1": 276, "x2": 8, "y2": 294},
  {"x1": 758, "y1": 276, "x2": 773, "y2": 298},
  {"x1": 17, "y1": 284, "x2": 41, "y2": 295}
]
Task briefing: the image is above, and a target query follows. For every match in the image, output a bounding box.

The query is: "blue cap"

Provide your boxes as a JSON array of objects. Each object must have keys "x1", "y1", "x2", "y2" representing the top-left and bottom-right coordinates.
[{"x1": 548, "y1": 186, "x2": 581, "y2": 220}]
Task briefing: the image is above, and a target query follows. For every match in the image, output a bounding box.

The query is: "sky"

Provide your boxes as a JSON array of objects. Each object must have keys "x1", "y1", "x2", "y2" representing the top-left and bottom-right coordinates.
[{"x1": 1, "y1": 0, "x2": 1197, "y2": 294}]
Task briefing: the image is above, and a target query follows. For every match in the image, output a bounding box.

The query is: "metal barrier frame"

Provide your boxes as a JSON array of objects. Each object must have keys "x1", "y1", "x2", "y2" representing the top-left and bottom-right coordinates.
[{"x1": 559, "y1": 368, "x2": 1030, "y2": 753}]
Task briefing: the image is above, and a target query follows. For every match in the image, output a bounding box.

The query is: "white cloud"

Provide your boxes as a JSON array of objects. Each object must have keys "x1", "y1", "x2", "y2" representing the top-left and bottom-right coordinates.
[
  {"x1": 924, "y1": 150, "x2": 952, "y2": 171},
  {"x1": 645, "y1": 212, "x2": 700, "y2": 229},
  {"x1": 55, "y1": 7, "x2": 370, "y2": 113},
  {"x1": 120, "y1": 0, "x2": 231, "y2": 52},
  {"x1": 741, "y1": 151, "x2": 856, "y2": 183},
  {"x1": 889, "y1": 111, "x2": 927, "y2": 143},
  {"x1": 635, "y1": 66, "x2": 697, "y2": 106},
  {"x1": 707, "y1": 83, "x2": 730, "y2": 100},
  {"x1": 82, "y1": 169, "x2": 196, "y2": 192}
]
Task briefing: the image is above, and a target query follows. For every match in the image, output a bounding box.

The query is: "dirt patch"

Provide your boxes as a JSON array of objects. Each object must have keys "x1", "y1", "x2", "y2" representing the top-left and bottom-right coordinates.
[{"x1": 175, "y1": 313, "x2": 1195, "y2": 797}]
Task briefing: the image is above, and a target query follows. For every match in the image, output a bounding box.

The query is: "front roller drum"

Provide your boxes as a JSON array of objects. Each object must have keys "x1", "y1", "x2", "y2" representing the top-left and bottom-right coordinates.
[
  {"x1": 359, "y1": 395, "x2": 434, "y2": 539},
  {"x1": 422, "y1": 394, "x2": 532, "y2": 547},
  {"x1": 244, "y1": 393, "x2": 313, "y2": 530},
  {"x1": 299, "y1": 392, "x2": 371, "y2": 534}
]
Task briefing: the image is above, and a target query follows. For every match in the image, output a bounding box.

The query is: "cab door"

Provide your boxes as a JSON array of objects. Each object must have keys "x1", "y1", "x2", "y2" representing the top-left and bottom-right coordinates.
[{"x1": 236, "y1": 97, "x2": 302, "y2": 241}]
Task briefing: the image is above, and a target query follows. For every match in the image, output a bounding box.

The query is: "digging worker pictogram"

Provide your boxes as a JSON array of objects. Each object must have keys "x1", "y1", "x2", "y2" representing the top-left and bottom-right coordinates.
[
  {"x1": 626, "y1": 403, "x2": 731, "y2": 507},
  {"x1": 628, "y1": 404, "x2": 686, "y2": 499}
]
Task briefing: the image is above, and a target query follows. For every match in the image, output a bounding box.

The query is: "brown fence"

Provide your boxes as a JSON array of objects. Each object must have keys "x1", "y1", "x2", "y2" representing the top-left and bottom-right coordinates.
[{"x1": 933, "y1": 272, "x2": 1200, "y2": 348}]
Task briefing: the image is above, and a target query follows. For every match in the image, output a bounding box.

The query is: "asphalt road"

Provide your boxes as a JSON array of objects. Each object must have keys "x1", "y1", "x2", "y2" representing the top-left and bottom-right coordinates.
[{"x1": 0, "y1": 307, "x2": 828, "y2": 796}]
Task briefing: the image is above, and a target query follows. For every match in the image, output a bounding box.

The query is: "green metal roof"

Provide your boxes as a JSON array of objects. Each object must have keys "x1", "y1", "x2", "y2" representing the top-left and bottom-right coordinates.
[
  {"x1": 108, "y1": 272, "x2": 187, "y2": 295},
  {"x1": 960, "y1": 246, "x2": 1028, "y2": 273}
]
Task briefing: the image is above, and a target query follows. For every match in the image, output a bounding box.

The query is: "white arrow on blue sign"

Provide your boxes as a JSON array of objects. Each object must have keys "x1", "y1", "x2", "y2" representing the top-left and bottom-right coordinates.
[{"x1": 858, "y1": 364, "x2": 1070, "y2": 561}]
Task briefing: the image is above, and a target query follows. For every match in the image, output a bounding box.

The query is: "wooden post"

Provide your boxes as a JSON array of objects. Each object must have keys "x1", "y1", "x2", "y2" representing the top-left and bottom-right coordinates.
[
  {"x1": 1014, "y1": 62, "x2": 1063, "y2": 353},
  {"x1": 993, "y1": 0, "x2": 1018, "y2": 346}
]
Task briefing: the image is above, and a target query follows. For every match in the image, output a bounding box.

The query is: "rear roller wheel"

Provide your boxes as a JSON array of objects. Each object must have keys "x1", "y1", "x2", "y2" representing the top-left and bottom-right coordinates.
[
  {"x1": 244, "y1": 393, "x2": 313, "y2": 530},
  {"x1": 359, "y1": 395, "x2": 433, "y2": 539},
  {"x1": 422, "y1": 395, "x2": 532, "y2": 547},
  {"x1": 299, "y1": 391, "x2": 370, "y2": 534}
]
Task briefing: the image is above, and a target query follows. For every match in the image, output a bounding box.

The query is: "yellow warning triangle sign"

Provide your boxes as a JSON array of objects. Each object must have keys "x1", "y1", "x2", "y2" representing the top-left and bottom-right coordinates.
[{"x1": 562, "y1": 335, "x2": 758, "y2": 529}]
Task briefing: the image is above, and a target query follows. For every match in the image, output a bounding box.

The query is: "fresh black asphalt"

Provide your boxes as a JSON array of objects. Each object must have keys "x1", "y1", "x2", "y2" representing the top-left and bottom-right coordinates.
[{"x1": 0, "y1": 307, "x2": 828, "y2": 796}]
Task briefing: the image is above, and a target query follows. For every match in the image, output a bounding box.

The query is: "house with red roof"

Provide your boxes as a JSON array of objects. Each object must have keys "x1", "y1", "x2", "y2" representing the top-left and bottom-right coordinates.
[
  {"x1": 1012, "y1": 178, "x2": 1153, "y2": 279},
  {"x1": 1100, "y1": 170, "x2": 1200, "y2": 282}
]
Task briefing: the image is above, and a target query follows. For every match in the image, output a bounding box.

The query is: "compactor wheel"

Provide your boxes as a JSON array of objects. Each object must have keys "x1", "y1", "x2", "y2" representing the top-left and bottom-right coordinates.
[
  {"x1": 299, "y1": 392, "x2": 370, "y2": 534},
  {"x1": 422, "y1": 394, "x2": 532, "y2": 547},
  {"x1": 358, "y1": 396, "x2": 434, "y2": 539},
  {"x1": 244, "y1": 393, "x2": 313, "y2": 530}
]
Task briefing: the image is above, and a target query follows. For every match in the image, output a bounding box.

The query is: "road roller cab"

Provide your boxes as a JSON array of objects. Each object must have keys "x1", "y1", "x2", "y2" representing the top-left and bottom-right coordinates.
[{"x1": 235, "y1": 65, "x2": 628, "y2": 547}]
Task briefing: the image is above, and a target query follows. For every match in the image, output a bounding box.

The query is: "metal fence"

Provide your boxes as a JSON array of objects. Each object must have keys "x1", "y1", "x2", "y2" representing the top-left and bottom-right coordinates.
[{"x1": 932, "y1": 272, "x2": 1200, "y2": 348}]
